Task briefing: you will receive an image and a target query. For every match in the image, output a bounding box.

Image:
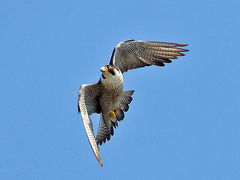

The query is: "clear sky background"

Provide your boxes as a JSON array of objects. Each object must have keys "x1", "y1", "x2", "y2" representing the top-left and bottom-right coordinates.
[{"x1": 0, "y1": 0, "x2": 240, "y2": 180}]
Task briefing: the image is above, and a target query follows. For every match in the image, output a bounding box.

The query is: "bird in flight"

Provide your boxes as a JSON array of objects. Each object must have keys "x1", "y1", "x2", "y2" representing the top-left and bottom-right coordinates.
[{"x1": 78, "y1": 39, "x2": 188, "y2": 167}]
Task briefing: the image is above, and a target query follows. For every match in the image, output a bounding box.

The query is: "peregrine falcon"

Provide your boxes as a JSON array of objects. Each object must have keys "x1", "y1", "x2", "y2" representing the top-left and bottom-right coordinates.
[{"x1": 78, "y1": 39, "x2": 188, "y2": 167}]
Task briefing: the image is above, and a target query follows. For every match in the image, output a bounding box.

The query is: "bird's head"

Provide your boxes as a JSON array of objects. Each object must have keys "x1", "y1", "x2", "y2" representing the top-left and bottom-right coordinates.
[{"x1": 100, "y1": 65, "x2": 123, "y2": 87}]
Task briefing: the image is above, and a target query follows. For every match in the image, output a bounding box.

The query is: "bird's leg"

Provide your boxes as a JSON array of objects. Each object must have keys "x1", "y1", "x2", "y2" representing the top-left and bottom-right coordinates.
[
  {"x1": 109, "y1": 106, "x2": 119, "y2": 119},
  {"x1": 109, "y1": 111, "x2": 116, "y2": 118},
  {"x1": 114, "y1": 106, "x2": 119, "y2": 114}
]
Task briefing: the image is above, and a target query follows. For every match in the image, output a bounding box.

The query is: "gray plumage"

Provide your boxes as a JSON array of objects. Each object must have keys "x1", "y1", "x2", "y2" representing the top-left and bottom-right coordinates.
[
  {"x1": 78, "y1": 39, "x2": 188, "y2": 167},
  {"x1": 110, "y1": 40, "x2": 188, "y2": 73}
]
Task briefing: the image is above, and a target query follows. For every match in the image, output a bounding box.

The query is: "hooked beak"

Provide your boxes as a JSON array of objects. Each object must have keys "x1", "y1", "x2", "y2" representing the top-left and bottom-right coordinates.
[{"x1": 101, "y1": 66, "x2": 108, "y2": 72}]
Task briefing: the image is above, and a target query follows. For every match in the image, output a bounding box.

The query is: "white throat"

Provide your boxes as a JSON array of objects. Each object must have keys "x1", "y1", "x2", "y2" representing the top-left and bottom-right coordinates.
[{"x1": 101, "y1": 71, "x2": 123, "y2": 90}]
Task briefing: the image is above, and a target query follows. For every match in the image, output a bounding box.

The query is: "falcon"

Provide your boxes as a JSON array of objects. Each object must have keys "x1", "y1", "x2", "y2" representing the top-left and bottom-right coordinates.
[{"x1": 78, "y1": 39, "x2": 188, "y2": 167}]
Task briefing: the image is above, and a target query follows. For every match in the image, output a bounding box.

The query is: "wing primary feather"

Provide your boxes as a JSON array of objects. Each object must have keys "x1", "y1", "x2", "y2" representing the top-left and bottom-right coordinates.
[
  {"x1": 147, "y1": 46, "x2": 188, "y2": 52},
  {"x1": 146, "y1": 41, "x2": 188, "y2": 48},
  {"x1": 176, "y1": 43, "x2": 188, "y2": 47},
  {"x1": 136, "y1": 56, "x2": 152, "y2": 65}
]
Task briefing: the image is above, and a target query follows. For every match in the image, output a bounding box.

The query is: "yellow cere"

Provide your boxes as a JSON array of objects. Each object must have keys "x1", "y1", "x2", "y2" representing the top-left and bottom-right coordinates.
[{"x1": 101, "y1": 66, "x2": 108, "y2": 72}]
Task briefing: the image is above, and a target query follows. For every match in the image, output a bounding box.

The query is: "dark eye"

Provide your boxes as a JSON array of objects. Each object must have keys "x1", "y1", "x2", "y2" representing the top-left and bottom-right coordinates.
[{"x1": 108, "y1": 69, "x2": 115, "y2": 75}]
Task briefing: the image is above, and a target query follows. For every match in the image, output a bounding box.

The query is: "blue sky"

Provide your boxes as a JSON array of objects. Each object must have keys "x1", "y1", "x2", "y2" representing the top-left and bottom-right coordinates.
[{"x1": 0, "y1": 0, "x2": 240, "y2": 179}]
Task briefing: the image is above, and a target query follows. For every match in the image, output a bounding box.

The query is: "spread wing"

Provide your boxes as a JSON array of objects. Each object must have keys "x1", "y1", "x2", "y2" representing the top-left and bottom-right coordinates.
[
  {"x1": 110, "y1": 40, "x2": 188, "y2": 73},
  {"x1": 78, "y1": 83, "x2": 103, "y2": 167}
]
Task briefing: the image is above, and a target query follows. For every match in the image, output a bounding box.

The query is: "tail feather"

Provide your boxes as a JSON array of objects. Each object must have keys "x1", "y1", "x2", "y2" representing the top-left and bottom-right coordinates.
[
  {"x1": 116, "y1": 108, "x2": 124, "y2": 121},
  {"x1": 96, "y1": 90, "x2": 134, "y2": 146},
  {"x1": 119, "y1": 90, "x2": 134, "y2": 112}
]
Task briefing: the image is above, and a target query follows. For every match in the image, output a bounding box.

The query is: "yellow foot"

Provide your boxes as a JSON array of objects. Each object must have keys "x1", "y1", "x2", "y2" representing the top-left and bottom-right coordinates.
[
  {"x1": 114, "y1": 106, "x2": 119, "y2": 114},
  {"x1": 110, "y1": 111, "x2": 116, "y2": 118}
]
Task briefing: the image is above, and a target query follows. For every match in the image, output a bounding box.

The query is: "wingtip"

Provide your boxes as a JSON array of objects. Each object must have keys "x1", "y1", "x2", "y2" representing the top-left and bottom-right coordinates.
[
  {"x1": 97, "y1": 157, "x2": 103, "y2": 167},
  {"x1": 177, "y1": 52, "x2": 185, "y2": 56},
  {"x1": 177, "y1": 43, "x2": 188, "y2": 47},
  {"x1": 180, "y1": 48, "x2": 189, "y2": 52},
  {"x1": 130, "y1": 90, "x2": 135, "y2": 95},
  {"x1": 95, "y1": 148, "x2": 103, "y2": 167}
]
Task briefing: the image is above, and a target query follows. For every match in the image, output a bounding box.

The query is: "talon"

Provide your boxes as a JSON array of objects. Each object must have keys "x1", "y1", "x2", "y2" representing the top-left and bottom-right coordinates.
[
  {"x1": 110, "y1": 111, "x2": 116, "y2": 118},
  {"x1": 114, "y1": 106, "x2": 119, "y2": 114}
]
